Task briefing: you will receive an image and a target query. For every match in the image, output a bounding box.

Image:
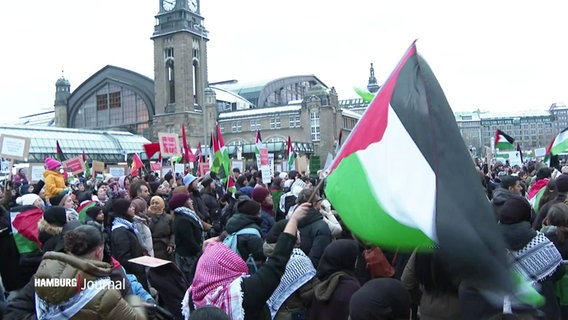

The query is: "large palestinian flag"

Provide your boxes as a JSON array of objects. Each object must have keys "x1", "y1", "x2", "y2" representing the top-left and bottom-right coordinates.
[
  {"x1": 546, "y1": 127, "x2": 568, "y2": 157},
  {"x1": 495, "y1": 129, "x2": 515, "y2": 150},
  {"x1": 325, "y1": 42, "x2": 512, "y2": 294},
  {"x1": 10, "y1": 206, "x2": 43, "y2": 253}
]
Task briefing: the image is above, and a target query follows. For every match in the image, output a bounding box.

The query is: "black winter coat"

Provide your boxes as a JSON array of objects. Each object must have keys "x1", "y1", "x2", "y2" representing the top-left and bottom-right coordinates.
[
  {"x1": 201, "y1": 188, "x2": 221, "y2": 232},
  {"x1": 241, "y1": 233, "x2": 297, "y2": 320},
  {"x1": 298, "y1": 208, "x2": 332, "y2": 268},
  {"x1": 225, "y1": 213, "x2": 265, "y2": 262},
  {"x1": 110, "y1": 225, "x2": 148, "y2": 290},
  {"x1": 173, "y1": 208, "x2": 203, "y2": 257}
]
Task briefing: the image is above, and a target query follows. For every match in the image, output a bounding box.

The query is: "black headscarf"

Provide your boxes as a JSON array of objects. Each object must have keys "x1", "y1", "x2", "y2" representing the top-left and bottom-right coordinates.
[
  {"x1": 316, "y1": 239, "x2": 358, "y2": 280},
  {"x1": 349, "y1": 278, "x2": 411, "y2": 320}
]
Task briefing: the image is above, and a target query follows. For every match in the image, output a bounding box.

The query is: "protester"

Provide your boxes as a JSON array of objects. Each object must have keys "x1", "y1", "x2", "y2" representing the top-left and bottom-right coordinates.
[
  {"x1": 148, "y1": 196, "x2": 174, "y2": 260},
  {"x1": 33, "y1": 225, "x2": 145, "y2": 319},
  {"x1": 295, "y1": 188, "x2": 332, "y2": 268},
  {"x1": 182, "y1": 202, "x2": 312, "y2": 319},
  {"x1": 110, "y1": 198, "x2": 149, "y2": 291},
  {"x1": 349, "y1": 278, "x2": 411, "y2": 320},
  {"x1": 169, "y1": 192, "x2": 203, "y2": 284},
  {"x1": 310, "y1": 239, "x2": 361, "y2": 320},
  {"x1": 43, "y1": 157, "x2": 68, "y2": 202}
]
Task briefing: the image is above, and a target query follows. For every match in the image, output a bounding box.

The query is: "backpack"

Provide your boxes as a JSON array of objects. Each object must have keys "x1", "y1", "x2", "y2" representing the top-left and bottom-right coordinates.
[
  {"x1": 223, "y1": 227, "x2": 262, "y2": 274},
  {"x1": 364, "y1": 246, "x2": 397, "y2": 278}
]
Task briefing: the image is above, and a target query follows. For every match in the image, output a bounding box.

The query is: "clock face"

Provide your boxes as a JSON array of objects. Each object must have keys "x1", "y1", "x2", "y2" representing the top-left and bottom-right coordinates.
[
  {"x1": 162, "y1": 0, "x2": 176, "y2": 11},
  {"x1": 188, "y1": 0, "x2": 198, "y2": 12}
]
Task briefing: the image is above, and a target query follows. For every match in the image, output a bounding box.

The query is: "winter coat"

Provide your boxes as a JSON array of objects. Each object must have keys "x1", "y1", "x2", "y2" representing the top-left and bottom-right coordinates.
[
  {"x1": 260, "y1": 210, "x2": 275, "y2": 236},
  {"x1": 0, "y1": 207, "x2": 37, "y2": 292},
  {"x1": 401, "y1": 251, "x2": 461, "y2": 320},
  {"x1": 500, "y1": 221, "x2": 564, "y2": 319},
  {"x1": 298, "y1": 208, "x2": 332, "y2": 268},
  {"x1": 133, "y1": 216, "x2": 154, "y2": 257},
  {"x1": 173, "y1": 208, "x2": 203, "y2": 257},
  {"x1": 191, "y1": 190, "x2": 209, "y2": 222},
  {"x1": 543, "y1": 226, "x2": 568, "y2": 259},
  {"x1": 37, "y1": 218, "x2": 63, "y2": 253},
  {"x1": 241, "y1": 232, "x2": 298, "y2": 319},
  {"x1": 309, "y1": 271, "x2": 360, "y2": 320},
  {"x1": 225, "y1": 213, "x2": 266, "y2": 262},
  {"x1": 534, "y1": 193, "x2": 568, "y2": 229},
  {"x1": 201, "y1": 188, "x2": 221, "y2": 232},
  {"x1": 43, "y1": 170, "x2": 66, "y2": 201},
  {"x1": 149, "y1": 212, "x2": 174, "y2": 260},
  {"x1": 32, "y1": 251, "x2": 144, "y2": 319},
  {"x1": 110, "y1": 224, "x2": 148, "y2": 291}
]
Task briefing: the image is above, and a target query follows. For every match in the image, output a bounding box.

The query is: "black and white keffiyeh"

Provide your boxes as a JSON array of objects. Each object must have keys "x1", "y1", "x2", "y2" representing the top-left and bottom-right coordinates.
[{"x1": 509, "y1": 231, "x2": 562, "y2": 283}]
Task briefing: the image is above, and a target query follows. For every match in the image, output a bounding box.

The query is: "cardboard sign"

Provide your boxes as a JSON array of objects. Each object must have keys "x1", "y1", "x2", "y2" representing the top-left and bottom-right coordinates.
[
  {"x1": 128, "y1": 256, "x2": 171, "y2": 268},
  {"x1": 198, "y1": 162, "x2": 210, "y2": 177},
  {"x1": 231, "y1": 160, "x2": 244, "y2": 173},
  {"x1": 108, "y1": 166, "x2": 126, "y2": 178},
  {"x1": 29, "y1": 163, "x2": 45, "y2": 183},
  {"x1": 158, "y1": 133, "x2": 180, "y2": 157},
  {"x1": 62, "y1": 156, "x2": 85, "y2": 175},
  {"x1": 259, "y1": 148, "x2": 269, "y2": 165},
  {"x1": 0, "y1": 134, "x2": 30, "y2": 161},
  {"x1": 150, "y1": 162, "x2": 161, "y2": 171},
  {"x1": 92, "y1": 161, "x2": 105, "y2": 173},
  {"x1": 534, "y1": 147, "x2": 547, "y2": 158},
  {"x1": 174, "y1": 163, "x2": 184, "y2": 174}
]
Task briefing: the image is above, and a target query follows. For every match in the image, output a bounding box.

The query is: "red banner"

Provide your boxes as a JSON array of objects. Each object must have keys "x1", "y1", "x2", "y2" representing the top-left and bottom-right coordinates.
[
  {"x1": 62, "y1": 156, "x2": 85, "y2": 175},
  {"x1": 198, "y1": 162, "x2": 210, "y2": 177}
]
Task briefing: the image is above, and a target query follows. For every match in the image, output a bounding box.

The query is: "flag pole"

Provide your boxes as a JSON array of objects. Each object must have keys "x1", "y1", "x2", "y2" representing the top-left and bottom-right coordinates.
[{"x1": 307, "y1": 177, "x2": 325, "y2": 203}]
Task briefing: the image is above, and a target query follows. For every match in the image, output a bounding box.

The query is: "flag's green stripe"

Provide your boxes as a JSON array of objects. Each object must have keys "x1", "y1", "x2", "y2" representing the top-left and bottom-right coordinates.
[
  {"x1": 551, "y1": 138, "x2": 568, "y2": 155},
  {"x1": 78, "y1": 202, "x2": 97, "y2": 223},
  {"x1": 326, "y1": 153, "x2": 434, "y2": 250},
  {"x1": 13, "y1": 233, "x2": 38, "y2": 253},
  {"x1": 496, "y1": 142, "x2": 514, "y2": 150}
]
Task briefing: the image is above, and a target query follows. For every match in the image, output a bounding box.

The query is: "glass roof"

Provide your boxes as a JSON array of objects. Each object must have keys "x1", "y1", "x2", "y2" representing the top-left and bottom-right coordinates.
[{"x1": 0, "y1": 125, "x2": 150, "y2": 163}]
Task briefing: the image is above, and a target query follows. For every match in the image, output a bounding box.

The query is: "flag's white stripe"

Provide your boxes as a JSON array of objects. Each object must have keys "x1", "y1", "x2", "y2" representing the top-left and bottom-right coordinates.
[
  {"x1": 356, "y1": 106, "x2": 437, "y2": 241},
  {"x1": 553, "y1": 131, "x2": 568, "y2": 148},
  {"x1": 497, "y1": 136, "x2": 510, "y2": 143}
]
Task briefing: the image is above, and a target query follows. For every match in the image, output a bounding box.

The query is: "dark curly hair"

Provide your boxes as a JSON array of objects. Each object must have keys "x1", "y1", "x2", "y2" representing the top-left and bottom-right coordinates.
[{"x1": 64, "y1": 225, "x2": 103, "y2": 256}]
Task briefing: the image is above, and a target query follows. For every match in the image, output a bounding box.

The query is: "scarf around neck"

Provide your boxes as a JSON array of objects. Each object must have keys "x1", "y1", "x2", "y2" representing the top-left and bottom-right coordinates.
[
  {"x1": 267, "y1": 248, "x2": 316, "y2": 318},
  {"x1": 509, "y1": 231, "x2": 562, "y2": 283},
  {"x1": 112, "y1": 216, "x2": 140, "y2": 238},
  {"x1": 174, "y1": 207, "x2": 203, "y2": 230}
]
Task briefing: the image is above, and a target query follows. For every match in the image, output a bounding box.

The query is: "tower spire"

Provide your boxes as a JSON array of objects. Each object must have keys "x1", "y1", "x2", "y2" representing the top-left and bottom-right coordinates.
[{"x1": 367, "y1": 62, "x2": 380, "y2": 93}]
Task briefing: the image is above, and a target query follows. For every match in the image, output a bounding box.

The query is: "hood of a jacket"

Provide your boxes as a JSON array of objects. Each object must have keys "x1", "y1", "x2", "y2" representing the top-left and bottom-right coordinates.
[
  {"x1": 34, "y1": 251, "x2": 112, "y2": 304},
  {"x1": 313, "y1": 271, "x2": 348, "y2": 302},
  {"x1": 225, "y1": 213, "x2": 262, "y2": 233}
]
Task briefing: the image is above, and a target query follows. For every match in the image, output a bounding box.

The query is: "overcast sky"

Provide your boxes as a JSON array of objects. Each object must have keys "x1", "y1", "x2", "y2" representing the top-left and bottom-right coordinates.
[{"x1": 2, "y1": 0, "x2": 567, "y2": 123}]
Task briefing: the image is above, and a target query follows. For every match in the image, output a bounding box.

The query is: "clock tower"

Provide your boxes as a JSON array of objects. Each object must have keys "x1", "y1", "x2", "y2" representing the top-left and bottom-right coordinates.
[{"x1": 152, "y1": 0, "x2": 215, "y2": 146}]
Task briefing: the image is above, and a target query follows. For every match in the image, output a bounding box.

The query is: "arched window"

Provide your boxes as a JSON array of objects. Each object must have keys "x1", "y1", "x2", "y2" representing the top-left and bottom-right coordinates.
[{"x1": 166, "y1": 59, "x2": 175, "y2": 104}]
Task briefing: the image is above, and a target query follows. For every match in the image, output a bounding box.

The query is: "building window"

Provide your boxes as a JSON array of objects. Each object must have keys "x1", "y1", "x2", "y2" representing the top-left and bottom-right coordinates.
[
  {"x1": 232, "y1": 121, "x2": 242, "y2": 133},
  {"x1": 96, "y1": 94, "x2": 108, "y2": 110},
  {"x1": 220, "y1": 123, "x2": 224, "y2": 133},
  {"x1": 270, "y1": 117, "x2": 281, "y2": 129},
  {"x1": 310, "y1": 111, "x2": 320, "y2": 141},
  {"x1": 109, "y1": 92, "x2": 121, "y2": 109},
  {"x1": 250, "y1": 119, "x2": 260, "y2": 131},
  {"x1": 164, "y1": 47, "x2": 174, "y2": 59},
  {"x1": 289, "y1": 115, "x2": 300, "y2": 128}
]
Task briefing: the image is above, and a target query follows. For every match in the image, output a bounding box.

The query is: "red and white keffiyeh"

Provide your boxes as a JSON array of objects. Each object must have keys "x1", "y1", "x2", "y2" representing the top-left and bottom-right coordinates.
[{"x1": 182, "y1": 242, "x2": 249, "y2": 320}]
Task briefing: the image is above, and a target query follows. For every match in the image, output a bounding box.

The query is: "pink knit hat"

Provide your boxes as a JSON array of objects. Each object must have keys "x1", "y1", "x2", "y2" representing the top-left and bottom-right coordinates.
[{"x1": 45, "y1": 157, "x2": 61, "y2": 171}]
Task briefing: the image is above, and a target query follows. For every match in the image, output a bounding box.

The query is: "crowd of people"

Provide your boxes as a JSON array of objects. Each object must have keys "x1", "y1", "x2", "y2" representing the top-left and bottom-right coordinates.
[{"x1": 3, "y1": 155, "x2": 568, "y2": 319}]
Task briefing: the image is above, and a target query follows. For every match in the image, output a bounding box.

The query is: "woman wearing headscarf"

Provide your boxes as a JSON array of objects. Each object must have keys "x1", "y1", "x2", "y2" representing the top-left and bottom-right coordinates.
[
  {"x1": 130, "y1": 197, "x2": 154, "y2": 257},
  {"x1": 33, "y1": 225, "x2": 145, "y2": 319},
  {"x1": 169, "y1": 192, "x2": 204, "y2": 284},
  {"x1": 310, "y1": 239, "x2": 361, "y2": 320},
  {"x1": 182, "y1": 202, "x2": 312, "y2": 320},
  {"x1": 349, "y1": 278, "x2": 411, "y2": 320},
  {"x1": 110, "y1": 198, "x2": 149, "y2": 291},
  {"x1": 148, "y1": 195, "x2": 174, "y2": 260},
  {"x1": 263, "y1": 220, "x2": 316, "y2": 320}
]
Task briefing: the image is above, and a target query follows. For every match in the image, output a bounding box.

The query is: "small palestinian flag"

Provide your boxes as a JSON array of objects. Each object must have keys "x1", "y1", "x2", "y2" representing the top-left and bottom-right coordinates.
[
  {"x1": 226, "y1": 176, "x2": 236, "y2": 194},
  {"x1": 546, "y1": 127, "x2": 568, "y2": 159},
  {"x1": 324, "y1": 41, "x2": 512, "y2": 295},
  {"x1": 77, "y1": 200, "x2": 97, "y2": 223},
  {"x1": 494, "y1": 129, "x2": 515, "y2": 150},
  {"x1": 10, "y1": 206, "x2": 43, "y2": 253},
  {"x1": 287, "y1": 136, "x2": 295, "y2": 171}
]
